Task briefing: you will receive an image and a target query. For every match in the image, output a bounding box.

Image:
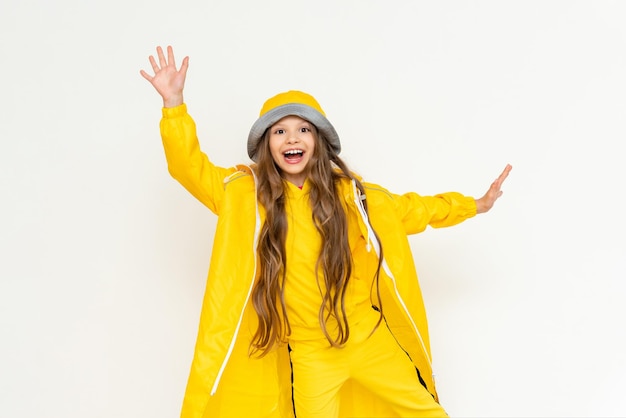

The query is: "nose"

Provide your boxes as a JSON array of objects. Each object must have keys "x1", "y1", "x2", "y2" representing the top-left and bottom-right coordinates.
[{"x1": 287, "y1": 133, "x2": 300, "y2": 144}]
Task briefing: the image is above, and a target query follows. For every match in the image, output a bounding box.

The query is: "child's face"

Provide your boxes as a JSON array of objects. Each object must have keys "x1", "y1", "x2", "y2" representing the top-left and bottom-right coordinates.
[{"x1": 268, "y1": 115, "x2": 316, "y2": 186}]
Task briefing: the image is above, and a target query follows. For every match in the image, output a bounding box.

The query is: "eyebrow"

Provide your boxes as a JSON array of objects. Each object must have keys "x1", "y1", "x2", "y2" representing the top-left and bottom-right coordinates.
[{"x1": 271, "y1": 121, "x2": 311, "y2": 129}]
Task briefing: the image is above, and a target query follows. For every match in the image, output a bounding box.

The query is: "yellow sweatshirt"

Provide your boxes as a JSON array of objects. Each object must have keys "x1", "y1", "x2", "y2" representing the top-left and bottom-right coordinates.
[{"x1": 283, "y1": 180, "x2": 375, "y2": 342}]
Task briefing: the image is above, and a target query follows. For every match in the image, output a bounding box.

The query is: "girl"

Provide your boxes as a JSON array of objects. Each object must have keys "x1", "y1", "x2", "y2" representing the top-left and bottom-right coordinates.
[{"x1": 141, "y1": 45, "x2": 512, "y2": 418}]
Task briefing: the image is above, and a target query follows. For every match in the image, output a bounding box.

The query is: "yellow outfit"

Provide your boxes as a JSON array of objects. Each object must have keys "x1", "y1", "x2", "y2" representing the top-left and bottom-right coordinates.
[
  {"x1": 282, "y1": 180, "x2": 373, "y2": 341},
  {"x1": 283, "y1": 180, "x2": 447, "y2": 417},
  {"x1": 159, "y1": 104, "x2": 477, "y2": 418}
]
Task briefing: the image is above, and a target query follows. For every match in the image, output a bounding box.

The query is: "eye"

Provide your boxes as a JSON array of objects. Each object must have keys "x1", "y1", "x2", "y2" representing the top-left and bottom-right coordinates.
[
  {"x1": 300, "y1": 126, "x2": 311, "y2": 133},
  {"x1": 274, "y1": 128, "x2": 285, "y2": 135}
]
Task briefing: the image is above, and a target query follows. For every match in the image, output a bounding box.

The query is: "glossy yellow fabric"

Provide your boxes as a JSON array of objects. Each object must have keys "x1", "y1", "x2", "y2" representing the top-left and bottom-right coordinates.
[
  {"x1": 259, "y1": 90, "x2": 327, "y2": 117},
  {"x1": 160, "y1": 104, "x2": 477, "y2": 418}
]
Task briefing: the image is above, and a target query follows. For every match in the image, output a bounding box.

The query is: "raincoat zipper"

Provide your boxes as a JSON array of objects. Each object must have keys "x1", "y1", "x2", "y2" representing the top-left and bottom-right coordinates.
[
  {"x1": 210, "y1": 167, "x2": 261, "y2": 395},
  {"x1": 351, "y1": 180, "x2": 433, "y2": 367}
]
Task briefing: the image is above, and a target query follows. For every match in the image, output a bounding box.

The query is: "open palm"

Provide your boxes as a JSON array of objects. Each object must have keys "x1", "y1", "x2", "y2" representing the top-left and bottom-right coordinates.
[
  {"x1": 475, "y1": 164, "x2": 512, "y2": 213},
  {"x1": 140, "y1": 45, "x2": 189, "y2": 108}
]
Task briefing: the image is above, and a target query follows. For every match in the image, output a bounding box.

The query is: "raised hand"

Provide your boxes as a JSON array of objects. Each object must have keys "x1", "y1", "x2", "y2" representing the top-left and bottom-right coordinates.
[
  {"x1": 140, "y1": 45, "x2": 189, "y2": 108},
  {"x1": 475, "y1": 164, "x2": 512, "y2": 214}
]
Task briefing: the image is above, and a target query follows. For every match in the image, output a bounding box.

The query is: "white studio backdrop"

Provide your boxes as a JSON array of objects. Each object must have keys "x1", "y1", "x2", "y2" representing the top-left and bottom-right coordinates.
[{"x1": 1, "y1": 1, "x2": 625, "y2": 417}]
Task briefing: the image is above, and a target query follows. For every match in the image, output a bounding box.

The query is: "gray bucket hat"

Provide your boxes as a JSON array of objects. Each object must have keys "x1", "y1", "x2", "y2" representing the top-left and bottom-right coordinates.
[{"x1": 247, "y1": 90, "x2": 341, "y2": 161}]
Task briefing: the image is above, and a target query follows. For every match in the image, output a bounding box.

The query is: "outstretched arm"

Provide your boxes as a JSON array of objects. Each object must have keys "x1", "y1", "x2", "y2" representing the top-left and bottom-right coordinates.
[
  {"x1": 475, "y1": 164, "x2": 512, "y2": 214},
  {"x1": 140, "y1": 45, "x2": 189, "y2": 108},
  {"x1": 140, "y1": 45, "x2": 234, "y2": 214}
]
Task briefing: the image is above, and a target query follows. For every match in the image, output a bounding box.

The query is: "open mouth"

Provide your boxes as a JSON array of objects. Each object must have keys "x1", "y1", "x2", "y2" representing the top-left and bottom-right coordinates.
[{"x1": 284, "y1": 149, "x2": 304, "y2": 162}]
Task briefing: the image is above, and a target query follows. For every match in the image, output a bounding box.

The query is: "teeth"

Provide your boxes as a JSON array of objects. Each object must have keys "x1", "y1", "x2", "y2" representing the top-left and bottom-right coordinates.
[{"x1": 284, "y1": 149, "x2": 303, "y2": 155}]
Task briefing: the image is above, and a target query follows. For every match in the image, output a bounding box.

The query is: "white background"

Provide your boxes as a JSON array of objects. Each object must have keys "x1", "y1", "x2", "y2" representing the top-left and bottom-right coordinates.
[{"x1": 1, "y1": 1, "x2": 625, "y2": 417}]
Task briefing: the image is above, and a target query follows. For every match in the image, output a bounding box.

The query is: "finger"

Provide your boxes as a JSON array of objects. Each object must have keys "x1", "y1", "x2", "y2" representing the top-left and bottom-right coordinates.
[
  {"x1": 157, "y1": 46, "x2": 167, "y2": 68},
  {"x1": 167, "y1": 45, "x2": 176, "y2": 69},
  {"x1": 139, "y1": 69, "x2": 153, "y2": 81},
  {"x1": 498, "y1": 164, "x2": 512, "y2": 182},
  {"x1": 179, "y1": 56, "x2": 190, "y2": 76},
  {"x1": 148, "y1": 55, "x2": 159, "y2": 73},
  {"x1": 493, "y1": 164, "x2": 512, "y2": 188}
]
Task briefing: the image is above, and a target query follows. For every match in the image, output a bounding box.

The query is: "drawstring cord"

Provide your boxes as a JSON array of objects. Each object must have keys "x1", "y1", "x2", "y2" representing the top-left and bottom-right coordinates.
[
  {"x1": 350, "y1": 179, "x2": 433, "y2": 367},
  {"x1": 352, "y1": 180, "x2": 374, "y2": 252}
]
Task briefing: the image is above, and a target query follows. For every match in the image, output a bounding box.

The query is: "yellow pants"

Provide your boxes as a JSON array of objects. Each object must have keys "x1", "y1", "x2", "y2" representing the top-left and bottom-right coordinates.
[{"x1": 289, "y1": 316, "x2": 448, "y2": 418}]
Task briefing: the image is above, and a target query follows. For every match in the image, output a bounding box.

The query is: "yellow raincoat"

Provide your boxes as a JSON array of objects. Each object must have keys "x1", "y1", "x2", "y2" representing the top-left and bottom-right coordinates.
[{"x1": 160, "y1": 104, "x2": 477, "y2": 418}]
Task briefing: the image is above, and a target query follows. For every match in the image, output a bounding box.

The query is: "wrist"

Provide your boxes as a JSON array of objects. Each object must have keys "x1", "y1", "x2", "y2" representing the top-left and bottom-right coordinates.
[
  {"x1": 163, "y1": 94, "x2": 184, "y2": 108},
  {"x1": 475, "y1": 198, "x2": 485, "y2": 214}
]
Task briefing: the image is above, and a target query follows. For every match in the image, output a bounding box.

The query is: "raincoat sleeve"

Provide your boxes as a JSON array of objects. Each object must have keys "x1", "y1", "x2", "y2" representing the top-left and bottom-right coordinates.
[
  {"x1": 392, "y1": 191, "x2": 477, "y2": 235},
  {"x1": 160, "y1": 104, "x2": 236, "y2": 215}
]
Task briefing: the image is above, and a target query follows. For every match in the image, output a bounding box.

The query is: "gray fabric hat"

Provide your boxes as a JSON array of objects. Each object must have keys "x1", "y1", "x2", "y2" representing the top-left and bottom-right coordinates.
[{"x1": 247, "y1": 90, "x2": 341, "y2": 161}]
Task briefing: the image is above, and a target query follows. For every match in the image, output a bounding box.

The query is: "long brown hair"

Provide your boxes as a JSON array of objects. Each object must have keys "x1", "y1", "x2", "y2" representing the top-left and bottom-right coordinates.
[{"x1": 250, "y1": 124, "x2": 383, "y2": 356}]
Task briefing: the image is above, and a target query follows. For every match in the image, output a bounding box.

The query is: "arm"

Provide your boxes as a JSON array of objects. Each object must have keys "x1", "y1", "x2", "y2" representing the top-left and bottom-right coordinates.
[
  {"x1": 380, "y1": 164, "x2": 512, "y2": 234},
  {"x1": 393, "y1": 191, "x2": 478, "y2": 233},
  {"x1": 141, "y1": 46, "x2": 234, "y2": 214}
]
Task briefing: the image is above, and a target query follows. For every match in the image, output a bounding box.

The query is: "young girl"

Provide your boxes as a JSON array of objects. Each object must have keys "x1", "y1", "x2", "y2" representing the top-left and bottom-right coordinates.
[{"x1": 141, "y1": 45, "x2": 512, "y2": 418}]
